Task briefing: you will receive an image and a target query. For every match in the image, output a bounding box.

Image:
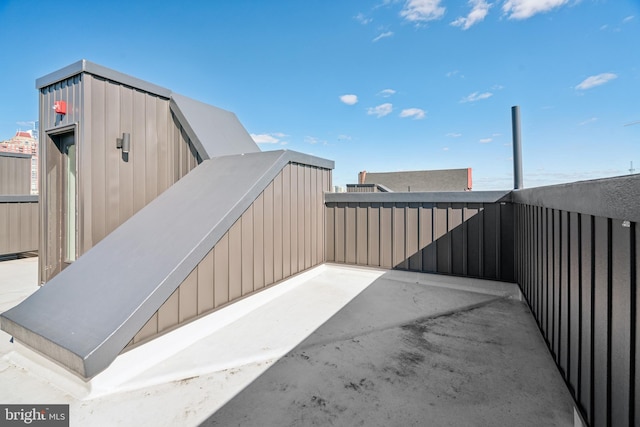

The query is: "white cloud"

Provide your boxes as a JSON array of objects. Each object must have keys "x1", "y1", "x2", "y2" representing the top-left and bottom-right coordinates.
[
  {"x1": 623, "y1": 15, "x2": 635, "y2": 23},
  {"x1": 599, "y1": 24, "x2": 608, "y2": 31},
  {"x1": 460, "y1": 91, "x2": 493, "y2": 103},
  {"x1": 305, "y1": 136, "x2": 326, "y2": 145},
  {"x1": 451, "y1": 0, "x2": 491, "y2": 30},
  {"x1": 446, "y1": 132, "x2": 462, "y2": 137},
  {"x1": 576, "y1": 73, "x2": 617, "y2": 90},
  {"x1": 502, "y1": 0, "x2": 569, "y2": 20},
  {"x1": 340, "y1": 94, "x2": 359, "y2": 105},
  {"x1": 446, "y1": 70, "x2": 459, "y2": 77},
  {"x1": 443, "y1": 147, "x2": 450, "y2": 151},
  {"x1": 355, "y1": 12, "x2": 373, "y2": 24},
  {"x1": 367, "y1": 103, "x2": 393, "y2": 118},
  {"x1": 377, "y1": 0, "x2": 401, "y2": 7},
  {"x1": 16, "y1": 121, "x2": 36, "y2": 128},
  {"x1": 399, "y1": 108, "x2": 426, "y2": 119},
  {"x1": 378, "y1": 88, "x2": 397, "y2": 97},
  {"x1": 337, "y1": 134, "x2": 352, "y2": 141},
  {"x1": 373, "y1": 31, "x2": 394, "y2": 42},
  {"x1": 479, "y1": 138, "x2": 492, "y2": 143},
  {"x1": 400, "y1": 0, "x2": 445, "y2": 23},
  {"x1": 579, "y1": 117, "x2": 598, "y2": 125},
  {"x1": 251, "y1": 133, "x2": 288, "y2": 144}
]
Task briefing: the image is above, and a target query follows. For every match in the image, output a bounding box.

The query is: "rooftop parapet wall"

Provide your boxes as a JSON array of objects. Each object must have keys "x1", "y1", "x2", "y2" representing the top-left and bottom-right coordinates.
[
  {"x1": 0, "y1": 153, "x2": 31, "y2": 195},
  {"x1": 325, "y1": 191, "x2": 514, "y2": 282},
  {"x1": 0, "y1": 153, "x2": 38, "y2": 257},
  {"x1": 512, "y1": 174, "x2": 640, "y2": 426},
  {"x1": 1, "y1": 150, "x2": 333, "y2": 378},
  {"x1": 511, "y1": 173, "x2": 640, "y2": 223},
  {"x1": 326, "y1": 191, "x2": 510, "y2": 204},
  {"x1": 0, "y1": 195, "x2": 38, "y2": 257}
]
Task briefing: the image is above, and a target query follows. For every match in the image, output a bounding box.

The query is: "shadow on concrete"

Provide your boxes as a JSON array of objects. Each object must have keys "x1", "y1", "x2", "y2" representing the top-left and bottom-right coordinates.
[{"x1": 199, "y1": 270, "x2": 574, "y2": 427}]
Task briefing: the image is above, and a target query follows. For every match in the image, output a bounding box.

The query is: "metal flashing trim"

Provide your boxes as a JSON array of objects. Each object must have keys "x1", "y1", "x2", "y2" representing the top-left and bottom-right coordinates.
[
  {"x1": 511, "y1": 174, "x2": 640, "y2": 222},
  {"x1": 0, "y1": 195, "x2": 39, "y2": 203},
  {"x1": 0, "y1": 149, "x2": 333, "y2": 379},
  {"x1": 36, "y1": 59, "x2": 171, "y2": 98},
  {"x1": 44, "y1": 123, "x2": 78, "y2": 136},
  {"x1": 277, "y1": 150, "x2": 334, "y2": 170},
  {"x1": 0, "y1": 152, "x2": 31, "y2": 159},
  {"x1": 35, "y1": 60, "x2": 84, "y2": 89},
  {"x1": 325, "y1": 190, "x2": 511, "y2": 204}
]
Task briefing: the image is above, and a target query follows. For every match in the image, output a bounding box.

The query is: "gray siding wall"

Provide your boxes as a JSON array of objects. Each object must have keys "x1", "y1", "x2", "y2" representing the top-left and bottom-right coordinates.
[
  {"x1": 39, "y1": 74, "x2": 200, "y2": 283},
  {"x1": 364, "y1": 169, "x2": 471, "y2": 192},
  {"x1": 325, "y1": 199, "x2": 514, "y2": 282},
  {"x1": 0, "y1": 154, "x2": 31, "y2": 195},
  {"x1": 129, "y1": 163, "x2": 331, "y2": 347},
  {"x1": 0, "y1": 198, "x2": 38, "y2": 256},
  {"x1": 513, "y1": 176, "x2": 640, "y2": 427}
]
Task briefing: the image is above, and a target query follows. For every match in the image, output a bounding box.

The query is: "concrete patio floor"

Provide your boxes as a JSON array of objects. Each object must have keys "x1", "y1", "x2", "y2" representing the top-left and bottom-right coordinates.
[{"x1": 0, "y1": 258, "x2": 575, "y2": 426}]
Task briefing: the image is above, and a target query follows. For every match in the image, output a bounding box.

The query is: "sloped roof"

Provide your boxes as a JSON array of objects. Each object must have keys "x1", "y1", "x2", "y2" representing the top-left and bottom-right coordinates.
[
  {"x1": 170, "y1": 93, "x2": 259, "y2": 159},
  {"x1": 0, "y1": 150, "x2": 333, "y2": 378}
]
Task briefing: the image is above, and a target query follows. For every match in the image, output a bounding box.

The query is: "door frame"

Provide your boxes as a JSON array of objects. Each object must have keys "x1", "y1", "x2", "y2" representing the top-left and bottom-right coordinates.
[{"x1": 43, "y1": 123, "x2": 79, "y2": 280}]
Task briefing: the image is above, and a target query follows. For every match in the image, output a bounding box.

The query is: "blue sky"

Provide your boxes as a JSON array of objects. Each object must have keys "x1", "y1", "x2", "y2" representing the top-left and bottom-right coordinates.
[{"x1": 1, "y1": 0, "x2": 638, "y2": 190}]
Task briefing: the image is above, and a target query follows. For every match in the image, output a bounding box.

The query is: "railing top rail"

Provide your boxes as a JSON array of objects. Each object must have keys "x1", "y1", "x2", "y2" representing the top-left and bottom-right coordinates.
[
  {"x1": 512, "y1": 174, "x2": 640, "y2": 222},
  {"x1": 0, "y1": 195, "x2": 39, "y2": 203},
  {"x1": 325, "y1": 190, "x2": 511, "y2": 204}
]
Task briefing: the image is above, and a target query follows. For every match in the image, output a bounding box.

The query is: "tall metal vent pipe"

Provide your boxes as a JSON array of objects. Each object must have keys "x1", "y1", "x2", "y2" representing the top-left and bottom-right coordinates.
[{"x1": 511, "y1": 105, "x2": 523, "y2": 190}]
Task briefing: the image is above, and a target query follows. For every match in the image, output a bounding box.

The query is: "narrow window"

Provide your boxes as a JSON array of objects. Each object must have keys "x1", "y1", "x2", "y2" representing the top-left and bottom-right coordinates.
[{"x1": 63, "y1": 136, "x2": 76, "y2": 262}]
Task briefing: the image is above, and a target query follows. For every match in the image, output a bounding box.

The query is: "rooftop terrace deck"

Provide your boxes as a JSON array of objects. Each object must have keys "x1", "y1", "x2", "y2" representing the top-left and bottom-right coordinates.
[{"x1": 0, "y1": 258, "x2": 574, "y2": 426}]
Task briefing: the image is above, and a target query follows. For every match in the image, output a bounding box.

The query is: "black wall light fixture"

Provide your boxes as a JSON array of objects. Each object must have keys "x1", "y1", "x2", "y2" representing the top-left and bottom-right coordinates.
[
  {"x1": 122, "y1": 133, "x2": 131, "y2": 154},
  {"x1": 116, "y1": 133, "x2": 131, "y2": 161}
]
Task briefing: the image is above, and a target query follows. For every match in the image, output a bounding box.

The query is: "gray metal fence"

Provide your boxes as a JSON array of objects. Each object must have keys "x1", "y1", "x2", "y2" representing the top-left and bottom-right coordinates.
[
  {"x1": 0, "y1": 196, "x2": 38, "y2": 256},
  {"x1": 0, "y1": 153, "x2": 31, "y2": 195},
  {"x1": 513, "y1": 175, "x2": 640, "y2": 427},
  {"x1": 325, "y1": 191, "x2": 514, "y2": 282}
]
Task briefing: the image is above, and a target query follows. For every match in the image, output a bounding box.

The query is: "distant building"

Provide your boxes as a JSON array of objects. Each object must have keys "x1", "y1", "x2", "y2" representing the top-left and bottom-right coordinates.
[
  {"x1": 355, "y1": 168, "x2": 472, "y2": 192},
  {"x1": 0, "y1": 130, "x2": 38, "y2": 194}
]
